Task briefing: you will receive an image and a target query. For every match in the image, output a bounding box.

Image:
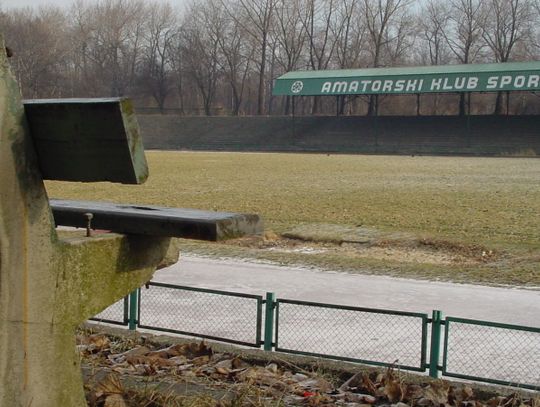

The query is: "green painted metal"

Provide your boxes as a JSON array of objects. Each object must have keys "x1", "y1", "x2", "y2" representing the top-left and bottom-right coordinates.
[
  {"x1": 123, "y1": 296, "x2": 129, "y2": 324},
  {"x1": 445, "y1": 316, "x2": 540, "y2": 332},
  {"x1": 91, "y1": 282, "x2": 540, "y2": 390},
  {"x1": 429, "y1": 310, "x2": 443, "y2": 378},
  {"x1": 147, "y1": 281, "x2": 263, "y2": 299},
  {"x1": 273, "y1": 61, "x2": 540, "y2": 96},
  {"x1": 274, "y1": 298, "x2": 429, "y2": 372},
  {"x1": 137, "y1": 282, "x2": 264, "y2": 348},
  {"x1": 276, "y1": 298, "x2": 428, "y2": 318},
  {"x1": 441, "y1": 316, "x2": 539, "y2": 390},
  {"x1": 89, "y1": 295, "x2": 129, "y2": 326},
  {"x1": 23, "y1": 98, "x2": 149, "y2": 184},
  {"x1": 264, "y1": 292, "x2": 276, "y2": 351},
  {"x1": 128, "y1": 290, "x2": 138, "y2": 330},
  {"x1": 256, "y1": 297, "x2": 263, "y2": 347}
]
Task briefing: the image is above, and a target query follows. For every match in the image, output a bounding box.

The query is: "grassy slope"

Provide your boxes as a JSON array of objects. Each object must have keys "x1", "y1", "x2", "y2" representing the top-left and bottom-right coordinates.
[{"x1": 46, "y1": 152, "x2": 540, "y2": 285}]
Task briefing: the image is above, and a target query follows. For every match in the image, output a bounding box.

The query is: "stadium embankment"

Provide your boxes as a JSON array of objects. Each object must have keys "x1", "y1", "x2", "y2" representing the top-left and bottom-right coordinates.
[{"x1": 138, "y1": 115, "x2": 540, "y2": 156}]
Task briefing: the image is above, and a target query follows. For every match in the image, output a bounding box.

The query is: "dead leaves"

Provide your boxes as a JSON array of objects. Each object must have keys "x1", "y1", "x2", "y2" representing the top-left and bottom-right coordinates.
[
  {"x1": 90, "y1": 373, "x2": 128, "y2": 407},
  {"x1": 80, "y1": 333, "x2": 539, "y2": 407}
]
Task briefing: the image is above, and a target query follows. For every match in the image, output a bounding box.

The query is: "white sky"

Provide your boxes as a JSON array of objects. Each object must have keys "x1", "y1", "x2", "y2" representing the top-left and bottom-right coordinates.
[{"x1": 1, "y1": 0, "x2": 185, "y2": 9}]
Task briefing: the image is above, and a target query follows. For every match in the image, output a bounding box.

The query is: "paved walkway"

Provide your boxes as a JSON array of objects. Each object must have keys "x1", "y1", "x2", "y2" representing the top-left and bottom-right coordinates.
[
  {"x1": 110, "y1": 255, "x2": 540, "y2": 387},
  {"x1": 155, "y1": 255, "x2": 540, "y2": 326}
]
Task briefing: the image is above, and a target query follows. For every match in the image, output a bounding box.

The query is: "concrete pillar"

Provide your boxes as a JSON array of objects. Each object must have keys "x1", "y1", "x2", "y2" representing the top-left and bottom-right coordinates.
[{"x1": 0, "y1": 37, "x2": 171, "y2": 406}]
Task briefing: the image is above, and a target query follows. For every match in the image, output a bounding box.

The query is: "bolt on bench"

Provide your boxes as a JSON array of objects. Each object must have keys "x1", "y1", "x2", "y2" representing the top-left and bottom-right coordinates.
[{"x1": 0, "y1": 38, "x2": 261, "y2": 407}]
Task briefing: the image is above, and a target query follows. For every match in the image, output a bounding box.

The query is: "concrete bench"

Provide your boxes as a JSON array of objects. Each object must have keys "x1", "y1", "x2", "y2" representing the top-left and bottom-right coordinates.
[
  {"x1": 0, "y1": 39, "x2": 261, "y2": 407},
  {"x1": 51, "y1": 199, "x2": 262, "y2": 241}
]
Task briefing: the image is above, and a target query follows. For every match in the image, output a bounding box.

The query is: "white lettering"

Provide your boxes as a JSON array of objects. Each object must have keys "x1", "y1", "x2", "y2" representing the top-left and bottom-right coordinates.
[
  {"x1": 321, "y1": 82, "x2": 332, "y2": 93},
  {"x1": 431, "y1": 78, "x2": 442, "y2": 91},
  {"x1": 395, "y1": 80, "x2": 405, "y2": 92},
  {"x1": 332, "y1": 81, "x2": 349, "y2": 93},
  {"x1": 361, "y1": 80, "x2": 371, "y2": 92},
  {"x1": 514, "y1": 76, "x2": 526, "y2": 88},
  {"x1": 349, "y1": 81, "x2": 359, "y2": 92},
  {"x1": 372, "y1": 80, "x2": 382, "y2": 92},
  {"x1": 418, "y1": 79, "x2": 424, "y2": 91},
  {"x1": 467, "y1": 77, "x2": 478, "y2": 90},
  {"x1": 528, "y1": 75, "x2": 540, "y2": 88},
  {"x1": 454, "y1": 77, "x2": 466, "y2": 90},
  {"x1": 406, "y1": 80, "x2": 419, "y2": 92},
  {"x1": 487, "y1": 76, "x2": 498, "y2": 89},
  {"x1": 383, "y1": 80, "x2": 393, "y2": 92},
  {"x1": 500, "y1": 76, "x2": 512, "y2": 88},
  {"x1": 443, "y1": 78, "x2": 453, "y2": 90}
]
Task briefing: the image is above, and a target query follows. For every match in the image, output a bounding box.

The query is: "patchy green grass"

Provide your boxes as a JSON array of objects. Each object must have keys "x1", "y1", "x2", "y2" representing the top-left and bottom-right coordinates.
[{"x1": 46, "y1": 152, "x2": 540, "y2": 286}]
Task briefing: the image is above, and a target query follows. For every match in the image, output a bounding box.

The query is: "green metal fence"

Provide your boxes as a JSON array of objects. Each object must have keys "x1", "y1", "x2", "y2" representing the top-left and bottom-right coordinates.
[
  {"x1": 442, "y1": 317, "x2": 540, "y2": 391},
  {"x1": 91, "y1": 296, "x2": 129, "y2": 326},
  {"x1": 137, "y1": 282, "x2": 263, "y2": 347},
  {"x1": 91, "y1": 282, "x2": 539, "y2": 391},
  {"x1": 274, "y1": 299, "x2": 429, "y2": 372}
]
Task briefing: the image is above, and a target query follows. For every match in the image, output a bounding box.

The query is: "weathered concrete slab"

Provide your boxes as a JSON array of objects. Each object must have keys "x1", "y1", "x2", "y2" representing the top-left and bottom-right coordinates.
[
  {"x1": 0, "y1": 39, "x2": 171, "y2": 407},
  {"x1": 51, "y1": 199, "x2": 264, "y2": 241},
  {"x1": 24, "y1": 98, "x2": 148, "y2": 184}
]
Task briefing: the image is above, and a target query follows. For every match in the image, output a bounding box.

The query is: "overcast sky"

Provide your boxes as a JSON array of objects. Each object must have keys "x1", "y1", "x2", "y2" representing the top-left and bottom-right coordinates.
[{"x1": 1, "y1": 0, "x2": 184, "y2": 9}]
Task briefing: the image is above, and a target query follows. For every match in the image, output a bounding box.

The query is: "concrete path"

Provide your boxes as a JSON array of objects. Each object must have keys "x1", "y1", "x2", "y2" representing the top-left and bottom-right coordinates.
[
  {"x1": 95, "y1": 255, "x2": 540, "y2": 388},
  {"x1": 155, "y1": 255, "x2": 540, "y2": 326}
]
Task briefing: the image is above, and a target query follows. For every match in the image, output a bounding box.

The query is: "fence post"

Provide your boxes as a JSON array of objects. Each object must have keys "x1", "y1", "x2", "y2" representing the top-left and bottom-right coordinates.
[
  {"x1": 264, "y1": 292, "x2": 276, "y2": 351},
  {"x1": 429, "y1": 310, "x2": 443, "y2": 378},
  {"x1": 128, "y1": 289, "x2": 138, "y2": 331},
  {"x1": 123, "y1": 295, "x2": 129, "y2": 324}
]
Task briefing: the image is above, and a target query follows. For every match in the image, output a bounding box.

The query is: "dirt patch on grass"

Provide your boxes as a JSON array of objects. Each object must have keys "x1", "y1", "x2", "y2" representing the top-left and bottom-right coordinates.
[
  {"x1": 224, "y1": 224, "x2": 500, "y2": 267},
  {"x1": 47, "y1": 152, "x2": 540, "y2": 286}
]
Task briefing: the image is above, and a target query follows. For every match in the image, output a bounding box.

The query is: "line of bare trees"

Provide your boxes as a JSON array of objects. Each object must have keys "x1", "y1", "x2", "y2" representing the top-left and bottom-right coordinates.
[{"x1": 1, "y1": 0, "x2": 540, "y2": 116}]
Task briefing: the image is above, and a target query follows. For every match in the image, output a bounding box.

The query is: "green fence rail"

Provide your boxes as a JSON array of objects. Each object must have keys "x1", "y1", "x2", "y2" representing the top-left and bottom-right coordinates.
[
  {"x1": 91, "y1": 296, "x2": 129, "y2": 326},
  {"x1": 274, "y1": 299, "x2": 429, "y2": 372},
  {"x1": 137, "y1": 282, "x2": 263, "y2": 347},
  {"x1": 91, "y1": 282, "x2": 539, "y2": 391},
  {"x1": 442, "y1": 317, "x2": 540, "y2": 391}
]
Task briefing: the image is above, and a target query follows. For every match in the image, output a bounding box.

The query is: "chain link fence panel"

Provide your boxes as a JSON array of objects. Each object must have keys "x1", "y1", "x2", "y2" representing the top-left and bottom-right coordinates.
[
  {"x1": 138, "y1": 282, "x2": 263, "y2": 347},
  {"x1": 90, "y1": 296, "x2": 128, "y2": 326},
  {"x1": 442, "y1": 317, "x2": 540, "y2": 390},
  {"x1": 275, "y1": 299, "x2": 428, "y2": 371}
]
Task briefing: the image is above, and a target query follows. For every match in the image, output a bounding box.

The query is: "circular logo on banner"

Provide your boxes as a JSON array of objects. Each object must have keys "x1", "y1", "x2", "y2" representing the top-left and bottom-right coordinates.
[{"x1": 291, "y1": 81, "x2": 304, "y2": 94}]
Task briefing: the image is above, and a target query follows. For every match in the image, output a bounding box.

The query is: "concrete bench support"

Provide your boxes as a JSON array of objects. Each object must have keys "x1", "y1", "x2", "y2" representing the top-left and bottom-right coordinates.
[{"x1": 0, "y1": 40, "x2": 172, "y2": 406}]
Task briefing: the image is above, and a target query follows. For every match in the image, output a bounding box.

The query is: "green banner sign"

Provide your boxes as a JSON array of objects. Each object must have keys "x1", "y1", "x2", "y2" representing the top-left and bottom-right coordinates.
[{"x1": 273, "y1": 64, "x2": 540, "y2": 96}]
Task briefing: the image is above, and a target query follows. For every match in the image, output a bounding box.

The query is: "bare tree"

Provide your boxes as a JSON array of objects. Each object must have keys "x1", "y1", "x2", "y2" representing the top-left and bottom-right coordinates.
[
  {"x1": 69, "y1": 0, "x2": 147, "y2": 97},
  {"x1": 481, "y1": 0, "x2": 533, "y2": 113},
  {"x1": 299, "y1": 0, "x2": 341, "y2": 113},
  {"x1": 417, "y1": 0, "x2": 451, "y2": 66},
  {"x1": 362, "y1": 0, "x2": 414, "y2": 115},
  {"x1": 2, "y1": 6, "x2": 69, "y2": 98},
  {"x1": 443, "y1": 0, "x2": 486, "y2": 115},
  {"x1": 331, "y1": 0, "x2": 368, "y2": 114},
  {"x1": 139, "y1": 2, "x2": 178, "y2": 112},
  {"x1": 181, "y1": 1, "x2": 222, "y2": 116},
  {"x1": 205, "y1": 0, "x2": 252, "y2": 115},
  {"x1": 3, "y1": 0, "x2": 540, "y2": 116},
  {"x1": 222, "y1": 0, "x2": 275, "y2": 115},
  {"x1": 274, "y1": 0, "x2": 308, "y2": 114}
]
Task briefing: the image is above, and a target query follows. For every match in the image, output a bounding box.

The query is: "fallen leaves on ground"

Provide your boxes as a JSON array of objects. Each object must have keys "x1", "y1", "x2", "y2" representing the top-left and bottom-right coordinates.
[{"x1": 79, "y1": 333, "x2": 539, "y2": 406}]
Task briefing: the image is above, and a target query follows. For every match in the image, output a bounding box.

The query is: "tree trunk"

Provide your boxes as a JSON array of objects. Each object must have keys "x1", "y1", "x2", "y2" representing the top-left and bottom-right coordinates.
[
  {"x1": 312, "y1": 95, "x2": 320, "y2": 115},
  {"x1": 459, "y1": 94, "x2": 466, "y2": 116},
  {"x1": 494, "y1": 92, "x2": 504, "y2": 115},
  {"x1": 367, "y1": 95, "x2": 377, "y2": 116}
]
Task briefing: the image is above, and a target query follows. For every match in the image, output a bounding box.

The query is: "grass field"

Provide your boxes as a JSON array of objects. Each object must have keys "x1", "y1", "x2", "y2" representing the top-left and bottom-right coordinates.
[{"x1": 46, "y1": 152, "x2": 540, "y2": 287}]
